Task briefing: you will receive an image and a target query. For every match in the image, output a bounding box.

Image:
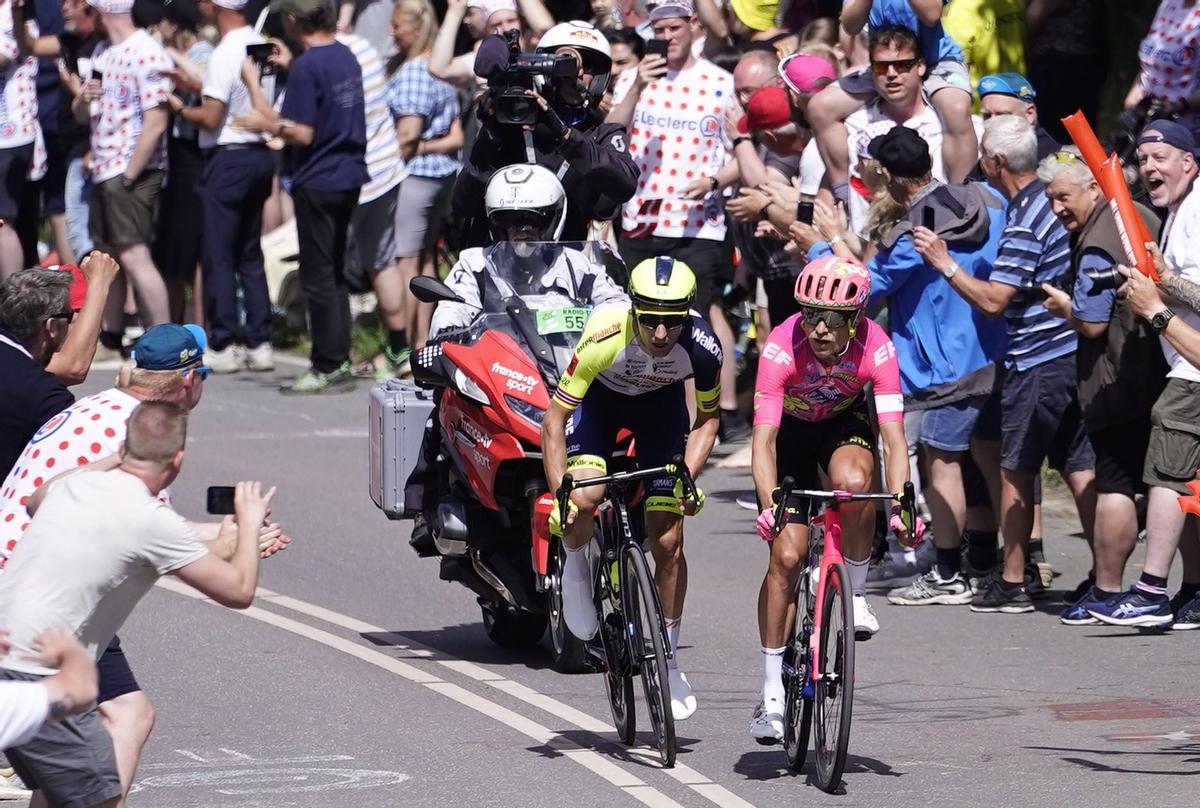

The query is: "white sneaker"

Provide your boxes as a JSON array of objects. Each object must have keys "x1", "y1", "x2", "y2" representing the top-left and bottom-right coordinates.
[
  {"x1": 206, "y1": 346, "x2": 241, "y2": 374},
  {"x1": 561, "y1": 573, "x2": 598, "y2": 640},
  {"x1": 852, "y1": 594, "x2": 879, "y2": 639},
  {"x1": 244, "y1": 343, "x2": 275, "y2": 372},
  {"x1": 0, "y1": 770, "x2": 30, "y2": 798},
  {"x1": 668, "y1": 668, "x2": 697, "y2": 720},
  {"x1": 749, "y1": 699, "x2": 784, "y2": 743}
]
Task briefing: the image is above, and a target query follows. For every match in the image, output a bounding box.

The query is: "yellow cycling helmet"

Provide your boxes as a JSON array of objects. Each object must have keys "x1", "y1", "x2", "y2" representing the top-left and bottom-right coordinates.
[{"x1": 628, "y1": 256, "x2": 697, "y2": 313}]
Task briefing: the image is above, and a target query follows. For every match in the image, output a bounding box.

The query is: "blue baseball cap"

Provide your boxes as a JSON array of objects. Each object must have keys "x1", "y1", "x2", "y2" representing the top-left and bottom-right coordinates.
[
  {"x1": 978, "y1": 72, "x2": 1036, "y2": 101},
  {"x1": 1137, "y1": 119, "x2": 1197, "y2": 153},
  {"x1": 131, "y1": 324, "x2": 208, "y2": 370}
]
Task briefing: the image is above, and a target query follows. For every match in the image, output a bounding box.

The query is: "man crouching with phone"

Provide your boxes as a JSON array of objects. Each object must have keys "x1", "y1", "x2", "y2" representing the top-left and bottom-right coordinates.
[
  {"x1": 0, "y1": 323, "x2": 289, "y2": 805},
  {"x1": 0, "y1": 401, "x2": 276, "y2": 808}
]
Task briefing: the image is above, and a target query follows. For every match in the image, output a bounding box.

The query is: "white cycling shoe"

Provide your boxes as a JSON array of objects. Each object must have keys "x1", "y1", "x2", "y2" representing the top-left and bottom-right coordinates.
[
  {"x1": 669, "y1": 669, "x2": 697, "y2": 720},
  {"x1": 561, "y1": 573, "x2": 598, "y2": 640},
  {"x1": 749, "y1": 698, "x2": 785, "y2": 744},
  {"x1": 852, "y1": 594, "x2": 879, "y2": 639}
]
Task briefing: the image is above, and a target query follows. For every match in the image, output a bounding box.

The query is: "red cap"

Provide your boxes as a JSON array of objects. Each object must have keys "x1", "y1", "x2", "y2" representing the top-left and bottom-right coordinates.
[
  {"x1": 55, "y1": 264, "x2": 87, "y2": 311},
  {"x1": 737, "y1": 86, "x2": 792, "y2": 135}
]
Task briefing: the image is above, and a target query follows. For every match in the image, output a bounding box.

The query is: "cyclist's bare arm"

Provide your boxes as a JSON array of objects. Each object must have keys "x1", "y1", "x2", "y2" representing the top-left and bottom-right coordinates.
[
  {"x1": 751, "y1": 423, "x2": 779, "y2": 511},
  {"x1": 541, "y1": 401, "x2": 571, "y2": 496},
  {"x1": 685, "y1": 407, "x2": 720, "y2": 481},
  {"x1": 878, "y1": 420, "x2": 912, "y2": 500}
]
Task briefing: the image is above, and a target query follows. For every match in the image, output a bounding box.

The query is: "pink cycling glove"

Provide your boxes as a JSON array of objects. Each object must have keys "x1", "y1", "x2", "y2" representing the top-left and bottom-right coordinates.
[
  {"x1": 889, "y1": 506, "x2": 926, "y2": 547},
  {"x1": 756, "y1": 509, "x2": 776, "y2": 541}
]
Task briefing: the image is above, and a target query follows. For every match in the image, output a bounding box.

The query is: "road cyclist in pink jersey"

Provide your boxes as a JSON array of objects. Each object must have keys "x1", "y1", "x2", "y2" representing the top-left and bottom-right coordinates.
[{"x1": 748, "y1": 255, "x2": 924, "y2": 743}]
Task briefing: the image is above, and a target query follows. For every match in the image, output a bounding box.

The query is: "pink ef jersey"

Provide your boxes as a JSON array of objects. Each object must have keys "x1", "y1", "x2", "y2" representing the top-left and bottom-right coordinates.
[{"x1": 753, "y1": 314, "x2": 904, "y2": 427}]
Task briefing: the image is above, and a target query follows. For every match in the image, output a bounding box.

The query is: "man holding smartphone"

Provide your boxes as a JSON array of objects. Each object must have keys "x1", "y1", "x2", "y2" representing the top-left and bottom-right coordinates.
[
  {"x1": 171, "y1": 0, "x2": 276, "y2": 375},
  {"x1": 0, "y1": 401, "x2": 276, "y2": 808}
]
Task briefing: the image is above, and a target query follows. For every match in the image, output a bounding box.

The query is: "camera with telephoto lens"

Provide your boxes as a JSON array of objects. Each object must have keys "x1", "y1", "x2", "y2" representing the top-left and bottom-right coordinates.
[
  {"x1": 1107, "y1": 97, "x2": 1175, "y2": 166},
  {"x1": 486, "y1": 30, "x2": 579, "y2": 126}
]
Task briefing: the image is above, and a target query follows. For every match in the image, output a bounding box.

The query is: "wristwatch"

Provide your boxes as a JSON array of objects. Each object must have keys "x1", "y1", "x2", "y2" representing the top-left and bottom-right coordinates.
[
  {"x1": 758, "y1": 201, "x2": 773, "y2": 221},
  {"x1": 941, "y1": 262, "x2": 960, "y2": 280},
  {"x1": 732, "y1": 136, "x2": 751, "y2": 148},
  {"x1": 708, "y1": 176, "x2": 719, "y2": 192},
  {"x1": 1150, "y1": 308, "x2": 1176, "y2": 333}
]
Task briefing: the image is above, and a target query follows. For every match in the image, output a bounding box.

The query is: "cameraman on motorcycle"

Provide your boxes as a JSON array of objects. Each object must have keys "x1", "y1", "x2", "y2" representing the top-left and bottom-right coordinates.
[
  {"x1": 408, "y1": 163, "x2": 628, "y2": 551},
  {"x1": 452, "y1": 21, "x2": 639, "y2": 246}
]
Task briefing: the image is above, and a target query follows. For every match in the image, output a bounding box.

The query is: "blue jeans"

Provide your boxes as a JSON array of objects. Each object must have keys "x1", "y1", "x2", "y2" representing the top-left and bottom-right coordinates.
[{"x1": 65, "y1": 156, "x2": 93, "y2": 259}]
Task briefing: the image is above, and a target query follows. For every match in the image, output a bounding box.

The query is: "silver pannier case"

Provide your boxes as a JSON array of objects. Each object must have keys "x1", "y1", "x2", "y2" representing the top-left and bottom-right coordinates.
[{"x1": 369, "y1": 379, "x2": 436, "y2": 519}]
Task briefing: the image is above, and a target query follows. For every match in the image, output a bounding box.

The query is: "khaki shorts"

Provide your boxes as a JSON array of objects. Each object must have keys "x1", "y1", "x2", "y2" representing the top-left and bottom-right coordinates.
[
  {"x1": 1143, "y1": 377, "x2": 1200, "y2": 494},
  {"x1": 89, "y1": 169, "x2": 163, "y2": 248}
]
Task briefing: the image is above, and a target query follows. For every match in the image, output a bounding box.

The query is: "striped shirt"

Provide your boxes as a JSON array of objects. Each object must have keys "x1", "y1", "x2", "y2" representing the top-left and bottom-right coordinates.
[
  {"x1": 339, "y1": 34, "x2": 404, "y2": 203},
  {"x1": 989, "y1": 179, "x2": 1076, "y2": 371}
]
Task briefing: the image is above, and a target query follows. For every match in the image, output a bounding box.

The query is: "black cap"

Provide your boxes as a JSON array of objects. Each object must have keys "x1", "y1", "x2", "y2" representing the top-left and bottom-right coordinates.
[{"x1": 868, "y1": 125, "x2": 933, "y2": 179}]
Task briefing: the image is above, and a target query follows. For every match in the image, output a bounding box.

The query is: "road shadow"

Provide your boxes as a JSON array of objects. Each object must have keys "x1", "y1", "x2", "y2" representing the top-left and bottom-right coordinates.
[
  {"x1": 525, "y1": 728, "x2": 703, "y2": 769},
  {"x1": 1025, "y1": 743, "x2": 1200, "y2": 776},
  {"x1": 363, "y1": 624, "x2": 561, "y2": 673},
  {"x1": 734, "y1": 749, "x2": 903, "y2": 785}
]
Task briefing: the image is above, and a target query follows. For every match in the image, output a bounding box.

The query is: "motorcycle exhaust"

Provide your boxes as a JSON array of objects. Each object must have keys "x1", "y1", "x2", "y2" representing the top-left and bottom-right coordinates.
[{"x1": 433, "y1": 500, "x2": 469, "y2": 556}]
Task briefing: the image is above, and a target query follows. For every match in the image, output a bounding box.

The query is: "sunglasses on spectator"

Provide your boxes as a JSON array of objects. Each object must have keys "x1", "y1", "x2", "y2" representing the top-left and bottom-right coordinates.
[
  {"x1": 635, "y1": 310, "x2": 687, "y2": 331},
  {"x1": 45, "y1": 310, "x2": 75, "y2": 324},
  {"x1": 181, "y1": 365, "x2": 210, "y2": 381},
  {"x1": 1053, "y1": 151, "x2": 1080, "y2": 163},
  {"x1": 870, "y1": 58, "x2": 920, "y2": 76},
  {"x1": 799, "y1": 306, "x2": 855, "y2": 329}
]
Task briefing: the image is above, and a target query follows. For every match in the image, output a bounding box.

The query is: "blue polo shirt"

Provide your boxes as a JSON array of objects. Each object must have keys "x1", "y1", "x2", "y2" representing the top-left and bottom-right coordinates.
[{"x1": 989, "y1": 179, "x2": 1076, "y2": 371}]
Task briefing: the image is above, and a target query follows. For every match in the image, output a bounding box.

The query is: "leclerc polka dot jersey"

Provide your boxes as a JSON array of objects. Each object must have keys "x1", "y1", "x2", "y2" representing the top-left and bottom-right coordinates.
[
  {"x1": 0, "y1": 388, "x2": 170, "y2": 572},
  {"x1": 613, "y1": 59, "x2": 736, "y2": 242}
]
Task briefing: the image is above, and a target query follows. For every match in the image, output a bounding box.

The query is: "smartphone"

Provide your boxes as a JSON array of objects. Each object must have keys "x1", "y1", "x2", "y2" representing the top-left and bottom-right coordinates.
[
  {"x1": 206, "y1": 486, "x2": 236, "y2": 515},
  {"x1": 797, "y1": 200, "x2": 814, "y2": 225},
  {"x1": 246, "y1": 42, "x2": 276, "y2": 76},
  {"x1": 922, "y1": 206, "x2": 935, "y2": 231},
  {"x1": 646, "y1": 39, "x2": 669, "y2": 60}
]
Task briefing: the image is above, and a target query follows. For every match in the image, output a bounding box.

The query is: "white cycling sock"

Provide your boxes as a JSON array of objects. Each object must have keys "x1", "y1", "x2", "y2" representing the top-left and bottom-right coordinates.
[
  {"x1": 845, "y1": 556, "x2": 870, "y2": 597},
  {"x1": 665, "y1": 617, "x2": 681, "y2": 669},
  {"x1": 762, "y1": 646, "x2": 785, "y2": 705}
]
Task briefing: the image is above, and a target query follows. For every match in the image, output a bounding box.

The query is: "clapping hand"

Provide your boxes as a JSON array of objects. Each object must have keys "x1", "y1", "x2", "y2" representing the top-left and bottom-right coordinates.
[{"x1": 726, "y1": 187, "x2": 770, "y2": 222}]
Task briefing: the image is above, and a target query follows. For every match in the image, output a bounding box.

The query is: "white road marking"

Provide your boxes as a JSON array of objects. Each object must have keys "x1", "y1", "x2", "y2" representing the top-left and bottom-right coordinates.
[
  {"x1": 156, "y1": 579, "x2": 688, "y2": 807},
  {"x1": 142, "y1": 754, "x2": 354, "y2": 771},
  {"x1": 247, "y1": 585, "x2": 756, "y2": 808},
  {"x1": 174, "y1": 749, "x2": 208, "y2": 762},
  {"x1": 219, "y1": 748, "x2": 256, "y2": 760},
  {"x1": 136, "y1": 768, "x2": 410, "y2": 794}
]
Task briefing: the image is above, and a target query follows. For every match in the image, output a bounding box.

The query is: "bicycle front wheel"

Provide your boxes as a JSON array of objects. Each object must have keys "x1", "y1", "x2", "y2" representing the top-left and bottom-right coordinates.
[
  {"x1": 623, "y1": 544, "x2": 677, "y2": 767},
  {"x1": 813, "y1": 562, "x2": 855, "y2": 792}
]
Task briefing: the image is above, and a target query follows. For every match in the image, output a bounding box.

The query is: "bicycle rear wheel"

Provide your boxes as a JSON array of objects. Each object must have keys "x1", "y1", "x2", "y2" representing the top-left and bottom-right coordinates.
[
  {"x1": 784, "y1": 566, "x2": 814, "y2": 771},
  {"x1": 813, "y1": 562, "x2": 855, "y2": 793},
  {"x1": 623, "y1": 544, "x2": 677, "y2": 767}
]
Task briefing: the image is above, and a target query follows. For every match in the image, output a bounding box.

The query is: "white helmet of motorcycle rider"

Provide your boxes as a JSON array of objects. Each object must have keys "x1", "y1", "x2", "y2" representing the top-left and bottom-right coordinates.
[
  {"x1": 485, "y1": 164, "x2": 568, "y2": 258},
  {"x1": 536, "y1": 21, "x2": 612, "y2": 112}
]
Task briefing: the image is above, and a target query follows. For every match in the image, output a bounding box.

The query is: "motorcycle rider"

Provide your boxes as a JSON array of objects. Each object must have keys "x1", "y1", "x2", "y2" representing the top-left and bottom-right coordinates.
[
  {"x1": 407, "y1": 164, "x2": 628, "y2": 551},
  {"x1": 452, "y1": 20, "x2": 639, "y2": 246},
  {"x1": 432, "y1": 163, "x2": 627, "y2": 335}
]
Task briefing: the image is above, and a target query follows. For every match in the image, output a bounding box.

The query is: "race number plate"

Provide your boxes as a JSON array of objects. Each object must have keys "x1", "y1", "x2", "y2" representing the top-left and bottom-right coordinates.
[{"x1": 535, "y1": 307, "x2": 589, "y2": 335}]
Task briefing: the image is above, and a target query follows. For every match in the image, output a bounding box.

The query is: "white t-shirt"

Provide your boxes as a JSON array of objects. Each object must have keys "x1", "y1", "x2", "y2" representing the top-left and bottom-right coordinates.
[
  {"x1": 844, "y1": 99, "x2": 946, "y2": 237},
  {"x1": 339, "y1": 33, "x2": 404, "y2": 202},
  {"x1": 1161, "y1": 183, "x2": 1200, "y2": 383},
  {"x1": 614, "y1": 59, "x2": 735, "y2": 241},
  {"x1": 200, "y1": 26, "x2": 267, "y2": 149},
  {"x1": 0, "y1": 469, "x2": 207, "y2": 676},
  {"x1": 0, "y1": 389, "x2": 166, "y2": 571},
  {"x1": 0, "y1": 4, "x2": 39, "y2": 149},
  {"x1": 798, "y1": 138, "x2": 824, "y2": 197},
  {"x1": 90, "y1": 30, "x2": 173, "y2": 183},
  {"x1": 0, "y1": 682, "x2": 48, "y2": 749}
]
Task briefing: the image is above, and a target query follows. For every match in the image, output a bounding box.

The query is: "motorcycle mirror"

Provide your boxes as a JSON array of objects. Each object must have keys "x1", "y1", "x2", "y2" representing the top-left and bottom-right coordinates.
[{"x1": 410, "y1": 276, "x2": 466, "y2": 305}]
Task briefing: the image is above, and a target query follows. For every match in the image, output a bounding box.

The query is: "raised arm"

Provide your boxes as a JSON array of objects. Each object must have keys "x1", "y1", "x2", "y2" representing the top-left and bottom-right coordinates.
[
  {"x1": 46, "y1": 253, "x2": 121, "y2": 385},
  {"x1": 517, "y1": 0, "x2": 554, "y2": 37},
  {"x1": 840, "y1": 0, "x2": 873, "y2": 36},
  {"x1": 172, "y1": 482, "x2": 273, "y2": 609},
  {"x1": 908, "y1": 0, "x2": 946, "y2": 26}
]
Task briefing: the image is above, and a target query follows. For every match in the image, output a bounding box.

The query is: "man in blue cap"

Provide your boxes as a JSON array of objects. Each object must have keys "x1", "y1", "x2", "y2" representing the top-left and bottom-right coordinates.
[
  {"x1": 0, "y1": 321, "x2": 288, "y2": 802},
  {"x1": 977, "y1": 72, "x2": 1059, "y2": 162}
]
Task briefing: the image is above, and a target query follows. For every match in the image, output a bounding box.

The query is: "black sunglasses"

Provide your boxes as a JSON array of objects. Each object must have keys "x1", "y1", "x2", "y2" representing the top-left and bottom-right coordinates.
[
  {"x1": 635, "y1": 311, "x2": 687, "y2": 331},
  {"x1": 46, "y1": 310, "x2": 76, "y2": 324},
  {"x1": 870, "y1": 58, "x2": 920, "y2": 76},
  {"x1": 799, "y1": 306, "x2": 855, "y2": 329}
]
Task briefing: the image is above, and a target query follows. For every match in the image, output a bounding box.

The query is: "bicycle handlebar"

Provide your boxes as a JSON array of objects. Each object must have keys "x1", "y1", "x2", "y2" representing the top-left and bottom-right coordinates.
[
  {"x1": 556, "y1": 454, "x2": 698, "y2": 522},
  {"x1": 771, "y1": 478, "x2": 917, "y2": 537}
]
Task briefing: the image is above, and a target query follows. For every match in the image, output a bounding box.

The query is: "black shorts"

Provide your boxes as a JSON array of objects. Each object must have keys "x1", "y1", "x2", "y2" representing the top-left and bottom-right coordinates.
[
  {"x1": 97, "y1": 635, "x2": 141, "y2": 703},
  {"x1": 1091, "y1": 418, "x2": 1153, "y2": 499},
  {"x1": 1000, "y1": 354, "x2": 1094, "y2": 474},
  {"x1": 617, "y1": 235, "x2": 733, "y2": 314},
  {"x1": 0, "y1": 669, "x2": 122, "y2": 806},
  {"x1": 566, "y1": 382, "x2": 690, "y2": 514},
  {"x1": 775, "y1": 399, "x2": 875, "y2": 491},
  {"x1": 0, "y1": 144, "x2": 34, "y2": 221}
]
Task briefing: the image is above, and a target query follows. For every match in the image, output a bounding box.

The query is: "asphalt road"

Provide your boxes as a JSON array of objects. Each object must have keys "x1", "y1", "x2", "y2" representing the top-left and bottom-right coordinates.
[{"x1": 32, "y1": 363, "x2": 1200, "y2": 806}]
